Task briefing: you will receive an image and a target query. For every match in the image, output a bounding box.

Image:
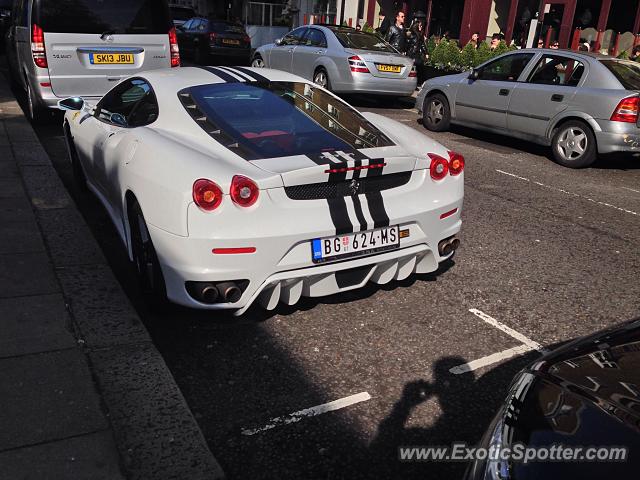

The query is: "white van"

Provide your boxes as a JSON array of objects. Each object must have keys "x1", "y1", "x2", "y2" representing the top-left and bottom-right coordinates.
[{"x1": 5, "y1": 0, "x2": 180, "y2": 122}]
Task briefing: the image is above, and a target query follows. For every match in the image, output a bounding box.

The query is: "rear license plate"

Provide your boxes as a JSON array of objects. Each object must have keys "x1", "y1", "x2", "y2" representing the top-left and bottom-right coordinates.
[
  {"x1": 222, "y1": 38, "x2": 240, "y2": 45},
  {"x1": 377, "y1": 64, "x2": 402, "y2": 73},
  {"x1": 90, "y1": 53, "x2": 134, "y2": 64},
  {"x1": 311, "y1": 226, "x2": 400, "y2": 264}
]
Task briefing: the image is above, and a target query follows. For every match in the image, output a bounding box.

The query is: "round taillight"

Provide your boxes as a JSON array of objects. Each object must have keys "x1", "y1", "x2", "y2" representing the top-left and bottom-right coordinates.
[
  {"x1": 193, "y1": 179, "x2": 223, "y2": 211},
  {"x1": 448, "y1": 151, "x2": 465, "y2": 175},
  {"x1": 428, "y1": 154, "x2": 449, "y2": 180},
  {"x1": 230, "y1": 175, "x2": 259, "y2": 207}
]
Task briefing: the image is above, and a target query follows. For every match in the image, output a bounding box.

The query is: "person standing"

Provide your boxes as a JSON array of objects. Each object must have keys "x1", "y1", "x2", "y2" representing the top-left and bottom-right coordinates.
[
  {"x1": 386, "y1": 10, "x2": 407, "y2": 54},
  {"x1": 378, "y1": 10, "x2": 391, "y2": 36},
  {"x1": 468, "y1": 32, "x2": 481, "y2": 48},
  {"x1": 407, "y1": 16, "x2": 427, "y2": 83}
]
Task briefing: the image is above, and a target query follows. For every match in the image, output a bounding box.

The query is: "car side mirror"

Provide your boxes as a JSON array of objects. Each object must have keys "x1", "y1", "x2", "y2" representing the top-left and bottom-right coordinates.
[
  {"x1": 468, "y1": 69, "x2": 479, "y2": 81},
  {"x1": 110, "y1": 113, "x2": 128, "y2": 127},
  {"x1": 57, "y1": 97, "x2": 84, "y2": 111},
  {"x1": 275, "y1": 38, "x2": 283, "y2": 46}
]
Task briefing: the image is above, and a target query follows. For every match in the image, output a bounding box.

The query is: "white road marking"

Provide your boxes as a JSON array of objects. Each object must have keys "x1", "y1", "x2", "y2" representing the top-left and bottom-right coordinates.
[
  {"x1": 623, "y1": 187, "x2": 640, "y2": 194},
  {"x1": 450, "y1": 309, "x2": 548, "y2": 375},
  {"x1": 495, "y1": 169, "x2": 639, "y2": 217},
  {"x1": 241, "y1": 391, "x2": 371, "y2": 436},
  {"x1": 449, "y1": 344, "x2": 535, "y2": 374},
  {"x1": 469, "y1": 308, "x2": 547, "y2": 352}
]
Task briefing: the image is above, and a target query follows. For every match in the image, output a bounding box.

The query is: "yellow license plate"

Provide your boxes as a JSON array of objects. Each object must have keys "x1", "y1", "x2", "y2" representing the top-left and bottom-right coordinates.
[
  {"x1": 222, "y1": 38, "x2": 240, "y2": 45},
  {"x1": 377, "y1": 64, "x2": 402, "y2": 73},
  {"x1": 90, "y1": 53, "x2": 134, "y2": 65}
]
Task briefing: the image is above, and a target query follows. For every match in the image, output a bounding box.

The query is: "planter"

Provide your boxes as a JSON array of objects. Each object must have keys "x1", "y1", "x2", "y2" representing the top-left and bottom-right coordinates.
[{"x1": 421, "y1": 65, "x2": 464, "y2": 80}]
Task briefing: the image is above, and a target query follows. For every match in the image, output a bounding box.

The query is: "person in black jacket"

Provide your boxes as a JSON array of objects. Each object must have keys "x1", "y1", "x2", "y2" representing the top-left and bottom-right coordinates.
[{"x1": 385, "y1": 10, "x2": 407, "y2": 54}]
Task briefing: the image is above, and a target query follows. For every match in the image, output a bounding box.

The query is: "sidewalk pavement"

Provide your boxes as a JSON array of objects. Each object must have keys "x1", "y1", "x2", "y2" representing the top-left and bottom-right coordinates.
[{"x1": 0, "y1": 75, "x2": 225, "y2": 479}]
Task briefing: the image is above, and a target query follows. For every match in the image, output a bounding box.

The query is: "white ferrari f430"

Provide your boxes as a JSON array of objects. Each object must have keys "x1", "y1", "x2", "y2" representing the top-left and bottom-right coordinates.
[{"x1": 60, "y1": 66, "x2": 463, "y2": 315}]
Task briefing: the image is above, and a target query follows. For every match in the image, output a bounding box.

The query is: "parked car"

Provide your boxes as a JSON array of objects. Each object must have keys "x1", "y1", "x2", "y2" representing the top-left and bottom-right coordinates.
[
  {"x1": 252, "y1": 25, "x2": 416, "y2": 97},
  {"x1": 417, "y1": 49, "x2": 640, "y2": 168},
  {"x1": 466, "y1": 317, "x2": 640, "y2": 479},
  {"x1": 176, "y1": 18, "x2": 251, "y2": 65},
  {"x1": 58, "y1": 66, "x2": 463, "y2": 314},
  {"x1": 5, "y1": 0, "x2": 180, "y2": 123},
  {"x1": 169, "y1": 5, "x2": 196, "y2": 27}
]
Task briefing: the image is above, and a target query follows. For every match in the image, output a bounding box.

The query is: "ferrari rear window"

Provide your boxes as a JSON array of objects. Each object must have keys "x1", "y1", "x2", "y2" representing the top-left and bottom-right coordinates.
[
  {"x1": 180, "y1": 82, "x2": 394, "y2": 160},
  {"x1": 601, "y1": 60, "x2": 640, "y2": 90}
]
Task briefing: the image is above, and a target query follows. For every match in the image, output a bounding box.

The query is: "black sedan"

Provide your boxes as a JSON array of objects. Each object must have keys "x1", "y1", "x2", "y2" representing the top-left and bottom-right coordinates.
[
  {"x1": 176, "y1": 18, "x2": 251, "y2": 65},
  {"x1": 466, "y1": 318, "x2": 640, "y2": 479}
]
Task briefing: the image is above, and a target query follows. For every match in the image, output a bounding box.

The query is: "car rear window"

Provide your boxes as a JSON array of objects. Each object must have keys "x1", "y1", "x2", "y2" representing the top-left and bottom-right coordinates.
[
  {"x1": 210, "y1": 21, "x2": 245, "y2": 34},
  {"x1": 33, "y1": 0, "x2": 172, "y2": 34},
  {"x1": 180, "y1": 82, "x2": 394, "y2": 160},
  {"x1": 601, "y1": 60, "x2": 640, "y2": 90},
  {"x1": 332, "y1": 30, "x2": 396, "y2": 53}
]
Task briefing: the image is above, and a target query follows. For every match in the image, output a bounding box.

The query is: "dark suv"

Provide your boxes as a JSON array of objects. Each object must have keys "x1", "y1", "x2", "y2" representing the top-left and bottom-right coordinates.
[{"x1": 176, "y1": 18, "x2": 251, "y2": 65}]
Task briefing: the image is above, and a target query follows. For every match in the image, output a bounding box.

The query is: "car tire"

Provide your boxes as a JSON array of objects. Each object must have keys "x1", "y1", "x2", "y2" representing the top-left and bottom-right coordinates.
[
  {"x1": 551, "y1": 120, "x2": 597, "y2": 168},
  {"x1": 422, "y1": 93, "x2": 451, "y2": 132},
  {"x1": 26, "y1": 83, "x2": 47, "y2": 124},
  {"x1": 64, "y1": 122, "x2": 87, "y2": 191},
  {"x1": 251, "y1": 54, "x2": 265, "y2": 68},
  {"x1": 313, "y1": 68, "x2": 331, "y2": 90},
  {"x1": 129, "y1": 201, "x2": 167, "y2": 304}
]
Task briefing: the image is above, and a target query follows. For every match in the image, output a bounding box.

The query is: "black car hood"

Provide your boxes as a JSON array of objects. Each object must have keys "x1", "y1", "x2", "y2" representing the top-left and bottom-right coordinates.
[{"x1": 505, "y1": 318, "x2": 640, "y2": 479}]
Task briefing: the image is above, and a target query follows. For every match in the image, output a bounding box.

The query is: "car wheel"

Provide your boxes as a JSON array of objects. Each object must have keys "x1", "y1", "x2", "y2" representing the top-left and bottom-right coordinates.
[
  {"x1": 313, "y1": 68, "x2": 331, "y2": 90},
  {"x1": 251, "y1": 55, "x2": 265, "y2": 68},
  {"x1": 551, "y1": 120, "x2": 597, "y2": 168},
  {"x1": 64, "y1": 123, "x2": 87, "y2": 191},
  {"x1": 422, "y1": 93, "x2": 451, "y2": 132},
  {"x1": 26, "y1": 83, "x2": 46, "y2": 124},
  {"x1": 129, "y1": 201, "x2": 167, "y2": 303}
]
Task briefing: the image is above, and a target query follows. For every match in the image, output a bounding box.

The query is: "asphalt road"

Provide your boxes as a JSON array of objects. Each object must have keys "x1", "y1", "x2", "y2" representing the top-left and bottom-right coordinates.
[{"x1": 10, "y1": 68, "x2": 640, "y2": 479}]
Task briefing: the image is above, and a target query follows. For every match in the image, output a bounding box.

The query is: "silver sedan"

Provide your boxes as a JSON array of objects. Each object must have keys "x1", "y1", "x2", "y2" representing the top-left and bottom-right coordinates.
[
  {"x1": 416, "y1": 49, "x2": 640, "y2": 168},
  {"x1": 252, "y1": 25, "x2": 416, "y2": 97}
]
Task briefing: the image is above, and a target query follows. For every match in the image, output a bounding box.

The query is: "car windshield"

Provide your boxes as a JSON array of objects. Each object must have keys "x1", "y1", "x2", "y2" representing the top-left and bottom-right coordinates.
[
  {"x1": 33, "y1": 0, "x2": 172, "y2": 34},
  {"x1": 601, "y1": 60, "x2": 640, "y2": 90},
  {"x1": 332, "y1": 30, "x2": 396, "y2": 53},
  {"x1": 210, "y1": 21, "x2": 245, "y2": 34},
  {"x1": 182, "y1": 82, "x2": 394, "y2": 160}
]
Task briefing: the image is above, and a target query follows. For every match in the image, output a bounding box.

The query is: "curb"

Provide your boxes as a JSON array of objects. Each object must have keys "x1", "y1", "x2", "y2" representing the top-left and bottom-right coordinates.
[{"x1": 1, "y1": 78, "x2": 225, "y2": 479}]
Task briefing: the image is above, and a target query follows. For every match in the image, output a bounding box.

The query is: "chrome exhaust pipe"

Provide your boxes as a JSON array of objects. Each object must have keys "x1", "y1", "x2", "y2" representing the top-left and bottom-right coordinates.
[
  {"x1": 200, "y1": 285, "x2": 219, "y2": 303},
  {"x1": 217, "y1": 282, "x2": 242, "y2": 303},
  {"x1": 438, "y1": 236, "x2": 460, "y2": 256}
]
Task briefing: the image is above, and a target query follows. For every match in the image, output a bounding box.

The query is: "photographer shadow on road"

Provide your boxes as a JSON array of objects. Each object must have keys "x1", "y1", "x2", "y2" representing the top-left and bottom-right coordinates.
[{"x1": 366, "y1": 353, "x2": 538, "y2": 480}]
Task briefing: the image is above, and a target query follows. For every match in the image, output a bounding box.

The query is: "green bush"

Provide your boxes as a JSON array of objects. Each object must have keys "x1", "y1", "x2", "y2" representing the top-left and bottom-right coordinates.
[
  {"x1": 362, "y1": 22, "x2": 374, "y2": 33},
  {"x1": 460, "y1": 42, "x2": 477, "y2": 69},
  {"x1": 426, "y1": 35, "x2": 438, "y2": 57},
  {"x1": 475, "y1": 41, "x2": 493, "y2": 66},
  {"x1": 444, "y1": 40, "x2": 462, "y2": 69}
]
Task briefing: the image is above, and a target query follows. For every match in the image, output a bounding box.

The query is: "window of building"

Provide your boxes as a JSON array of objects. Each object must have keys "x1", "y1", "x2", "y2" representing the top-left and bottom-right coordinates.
[{"x1": 245, "y1": 1, "x2": 288, "y2": 27}]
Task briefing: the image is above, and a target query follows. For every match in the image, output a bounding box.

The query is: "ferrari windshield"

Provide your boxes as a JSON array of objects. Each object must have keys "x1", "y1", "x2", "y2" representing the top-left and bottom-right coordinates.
[{"x1": 182, "y1": 82, "x2": 394, "y2": 160}]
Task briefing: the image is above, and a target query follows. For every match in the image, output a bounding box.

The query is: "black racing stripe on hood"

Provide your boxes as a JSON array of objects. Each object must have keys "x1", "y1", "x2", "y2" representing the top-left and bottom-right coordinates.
[
  {"x1": 229, "y1": 66, "x2": 270, "y2": 83},
  {"x1": 363, "y1": 158, "x2": 390, "y2": 229},
  {"x1": 196, "y1": 66, "x2": 242, "y2": 83},
  {"x1": 350, "y1": 159, "x2": 368, "y2": 232},
  {"x1": 216, "y1": 66, "x2": 255, "y2": 81}
]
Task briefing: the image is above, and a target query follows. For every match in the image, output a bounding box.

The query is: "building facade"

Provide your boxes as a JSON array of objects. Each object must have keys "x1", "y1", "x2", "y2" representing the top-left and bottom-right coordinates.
[{"x1": 295, "y1": 0, "x2": 640, "y2": 54}]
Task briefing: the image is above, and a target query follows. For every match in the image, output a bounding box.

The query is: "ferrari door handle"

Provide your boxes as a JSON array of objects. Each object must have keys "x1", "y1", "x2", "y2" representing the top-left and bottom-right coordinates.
[
  {"x1": 315, "y1": 50, "x2": 324, "y2": 54},
  {"x1": 499, "y1": 89, "x2": 510, "y2": 96},
  {"x1": 551, "y1": 94, "x2": 564, "y2": 102}
]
